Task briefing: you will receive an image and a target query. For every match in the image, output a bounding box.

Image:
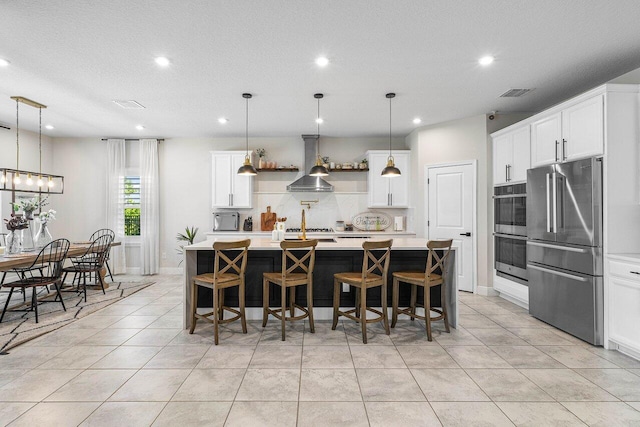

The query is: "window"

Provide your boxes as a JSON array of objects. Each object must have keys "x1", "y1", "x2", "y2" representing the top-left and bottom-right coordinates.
[{"x1": 122, "y1": 176, "x2": 140, "y2": 236}]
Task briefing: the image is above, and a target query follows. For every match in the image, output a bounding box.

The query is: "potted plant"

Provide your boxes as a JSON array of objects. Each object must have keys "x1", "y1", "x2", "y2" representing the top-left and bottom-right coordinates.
[
  {"x1": 17, "y1": 195, "x2": 48, "y2": 220},
  {"x1": 359, "y1": 158, "x2": 368, "y2": 169},
  {"x1": 322, "y1": 156, "x2": 330, "y2": 169},
  {"x1": 176, "y1": 226, "x2": 198, "y2": 265},
  {"x1": 256, "y1": 148, "x2": 266, "y2": 169}
]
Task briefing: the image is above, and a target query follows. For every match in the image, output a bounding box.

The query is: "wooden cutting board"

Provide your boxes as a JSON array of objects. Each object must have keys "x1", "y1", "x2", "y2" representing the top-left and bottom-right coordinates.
[{"x1": 261, "y1": 206, "x2": 277, "y2": 231}]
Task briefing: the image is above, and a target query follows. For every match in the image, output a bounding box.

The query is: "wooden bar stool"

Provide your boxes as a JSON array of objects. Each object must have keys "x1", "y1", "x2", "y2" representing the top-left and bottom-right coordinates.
[
  {"x1": 332, "y1": 239, "x2": 392, "y2": 344},
  {"x1": 189, "y1": 239, "x2": 250, "y2": 345},
  {"x1": 391, "y1": 239, "x2": 453, "y2": 341},
  {"x1": 262, "y1": 239, "x2": 318, "y2": 341}
]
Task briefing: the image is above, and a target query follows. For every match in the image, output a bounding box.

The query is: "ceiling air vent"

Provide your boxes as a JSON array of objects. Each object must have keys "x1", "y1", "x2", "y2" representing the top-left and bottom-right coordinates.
[
  {"x1": 112, "y1": 100, "x2": 146, "y2": 109},
  {"x1": 500, "y1": 88, "x2": 534, "y2": 98}
]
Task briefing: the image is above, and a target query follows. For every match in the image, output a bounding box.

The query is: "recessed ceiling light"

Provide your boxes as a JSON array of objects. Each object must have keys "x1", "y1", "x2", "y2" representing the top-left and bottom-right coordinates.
[
  {"x1": 218, "y1": 117, "x2": 228, "y2": 124},
  {"x1": 0, "y1": 58, "x2": 9, "y2": 67},
  {"x1": 315, "y1": 56, "x2": 329, "y2": 67},
  {"x1": 154, "y1": 56, "x2": 171, "y2": 67},
  {"x1": 45, "y1": 125, "x2": 54, "y2": 130},
  {"x1": 136, "y1": 125, "x2": 145, "y2": 130},
  {"x1": 479, "y1": 55, "x2": 494, "y2": 66},
  {"x1": 412, "y1": 118, "x2": 422, "y2": 125},
  {"x1": 315, "y1": 118, "x2": 324, "y2": 124}
]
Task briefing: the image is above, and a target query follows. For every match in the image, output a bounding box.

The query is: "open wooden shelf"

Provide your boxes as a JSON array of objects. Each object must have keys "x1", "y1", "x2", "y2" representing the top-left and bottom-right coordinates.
[
  {"x1": 328, "y1": 168, "x2": 369, "y2": 172},
  {"x1": 255, "y1": 168, "x2": 300, "y2": 172}
]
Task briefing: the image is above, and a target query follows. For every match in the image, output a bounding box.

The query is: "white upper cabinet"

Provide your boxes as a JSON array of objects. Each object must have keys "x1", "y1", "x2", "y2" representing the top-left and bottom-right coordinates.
[
  {"x1": 531, "y1": 94, "x2": 604, "y2": 167},
  {"x1": 531, "y1": 113, "x2": 561, "y2": 167},
  {"x1": 211, "y1": 151, "x2": 253, "y2": 208},
  {"x1": 562, "y1": 94, "x2": 604, "y2": 162},
  {"x1": 493, "y1": 126, "x2": 530, "y2": 185},
  {"x1": 367, "y1": 150, "x2": 410, "y2": 208}
]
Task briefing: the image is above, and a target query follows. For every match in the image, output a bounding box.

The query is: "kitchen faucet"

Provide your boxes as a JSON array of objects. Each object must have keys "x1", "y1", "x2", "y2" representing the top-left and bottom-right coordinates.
[{"x1": 299, "y1": 209, "x2": 306, "y2": 240}]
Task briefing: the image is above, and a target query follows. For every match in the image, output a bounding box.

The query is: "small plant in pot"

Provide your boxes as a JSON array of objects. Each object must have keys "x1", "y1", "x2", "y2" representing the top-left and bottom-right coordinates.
[
  {"x1": 360, "y1": 158, "x2": 368, "y2": 169},
  {"x1": 176, "y1": 226, "x2": 198, "y2": 265},
  {"x1": 255, "y1": 148, "x2": 266, "y2": 168}
]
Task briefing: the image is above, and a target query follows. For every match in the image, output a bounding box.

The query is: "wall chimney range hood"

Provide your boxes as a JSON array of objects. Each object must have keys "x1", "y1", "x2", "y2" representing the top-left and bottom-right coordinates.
[{"x1": 286, "y1": 135, "x2": 334, "y2": 192}]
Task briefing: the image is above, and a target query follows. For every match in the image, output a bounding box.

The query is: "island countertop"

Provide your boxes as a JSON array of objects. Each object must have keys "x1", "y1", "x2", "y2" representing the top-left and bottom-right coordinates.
[{"x1": 186, "y1": 237, "x2": 454, "y2": 251}]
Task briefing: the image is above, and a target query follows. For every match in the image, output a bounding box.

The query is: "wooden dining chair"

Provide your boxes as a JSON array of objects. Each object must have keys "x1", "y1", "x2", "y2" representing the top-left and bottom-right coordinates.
[
  {"x1": 263, "y1": 239, "x2": 318, "y2": 341},
  {"x1": 189, "y1": 239, "x2": 250, "y2": 345},
  {"x1": 332, "y1": 239, "x2": 392, "y2": 344},
  {"x1": 391, "y1": 239, "x2": 453, "y2": 341},
  {"x1": 0, "y1": 239, "x2": 71, "y2": 324}
]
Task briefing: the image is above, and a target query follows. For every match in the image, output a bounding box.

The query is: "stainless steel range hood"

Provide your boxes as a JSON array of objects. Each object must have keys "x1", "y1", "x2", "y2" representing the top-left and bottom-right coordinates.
[{"x1": 286, "y1": 134, "x2": 334, "y2": 192}]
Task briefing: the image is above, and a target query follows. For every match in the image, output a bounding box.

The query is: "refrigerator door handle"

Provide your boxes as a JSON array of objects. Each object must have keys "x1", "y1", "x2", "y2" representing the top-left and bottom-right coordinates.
[
  {"x1": 527, "y1": 240, "x2": 588, "y2": 253},
  {"x1": 527, "y1": 263, "x2": 588, "y2": 282},
  {"x1": 552, "y1": 172, "x2": 558, "y2": 233},
  {"x1": 546, "y1": 173, "x2": 552, "y2": 233}
]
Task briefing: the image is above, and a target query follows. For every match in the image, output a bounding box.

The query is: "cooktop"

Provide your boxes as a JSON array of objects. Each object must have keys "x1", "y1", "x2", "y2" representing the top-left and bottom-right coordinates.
[{"x1": 285, "y1": 228, "x2": 334, "y2": 233}]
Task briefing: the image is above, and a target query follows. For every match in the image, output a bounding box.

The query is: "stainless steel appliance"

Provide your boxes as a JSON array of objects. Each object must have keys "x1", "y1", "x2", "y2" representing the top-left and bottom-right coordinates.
[
  {"x1": 526, "y1": 157, "x2": 603, "y2": 345},
  {"x1": 213, "y1": 212, "x2": 239, "y2": 231},
  {"x1": 494, "y1": 183, "x2": 527, "y2": 236},
  {"x1": 494, "y1": 183, "x2": 528, "y2": 283}
]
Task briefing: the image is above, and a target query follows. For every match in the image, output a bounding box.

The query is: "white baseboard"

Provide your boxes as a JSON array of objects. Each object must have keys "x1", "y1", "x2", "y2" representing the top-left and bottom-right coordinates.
[{"x1": 476, "y1": 286, "x2": 498, "y2": 297}]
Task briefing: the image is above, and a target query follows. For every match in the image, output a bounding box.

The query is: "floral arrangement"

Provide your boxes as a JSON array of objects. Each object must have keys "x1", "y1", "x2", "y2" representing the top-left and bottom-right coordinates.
[
  {"x1": 322, "y1": 156, "x2": 330, "y2": 164},
  {"x1": 4, "y1": 213, "x2": 29, "y2": 231},
  {"x1": 255, "y1": 148, "x2": 266, "y2": 158},
  {"x1": 17, "y1": 195, "x2": 48, "y2": 213},
  {"x1": 38, "y1": 209, "x2": 56, "y2": 224}
]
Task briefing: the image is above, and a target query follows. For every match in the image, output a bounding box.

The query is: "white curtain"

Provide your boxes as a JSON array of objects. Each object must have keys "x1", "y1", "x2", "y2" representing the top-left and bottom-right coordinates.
[
  {"x1": 140, "y1": 139, "x2": 159, "y2": 275},
  {"x1": 106, "y1": 139, "x2": 126, "y2": 274}
]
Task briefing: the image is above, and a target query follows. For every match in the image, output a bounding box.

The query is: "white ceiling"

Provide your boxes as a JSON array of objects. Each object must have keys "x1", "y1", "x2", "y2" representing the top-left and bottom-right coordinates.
[{"x1": 1, "y1": 1, "x2": 640, "y2": 139}]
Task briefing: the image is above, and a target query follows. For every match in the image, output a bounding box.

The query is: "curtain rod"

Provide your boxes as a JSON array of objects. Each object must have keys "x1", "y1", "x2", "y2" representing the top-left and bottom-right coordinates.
[{"x1": 101, "y1": 138, "x2": 164, "y2": 142}]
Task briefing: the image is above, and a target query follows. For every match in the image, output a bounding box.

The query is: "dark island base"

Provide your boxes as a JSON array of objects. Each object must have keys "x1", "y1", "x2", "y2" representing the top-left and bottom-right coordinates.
[{"x1": 196, "y1": 249, "x2": 453, "y2": 311}]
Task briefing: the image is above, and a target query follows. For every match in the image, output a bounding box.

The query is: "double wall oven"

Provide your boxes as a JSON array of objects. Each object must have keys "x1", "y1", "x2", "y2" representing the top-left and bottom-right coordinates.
[{"x1": 494, "y1": 183, "x2": 527, "y2": 284}]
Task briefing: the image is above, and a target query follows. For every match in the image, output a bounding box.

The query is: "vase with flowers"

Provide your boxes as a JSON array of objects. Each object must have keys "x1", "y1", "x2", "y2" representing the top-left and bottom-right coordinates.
[
  {"x1": 35, "y1": 209, "x2": 56, "y2": 249},
  {"x1": 256, "y1": 148, "x2": 266, "y2": 169},
  {"x1": 17, "y1": 195, "x2": 48, "y2": 221},
  {"x1": 4, "y1": 212, "x2": 29, "y2": 254}
]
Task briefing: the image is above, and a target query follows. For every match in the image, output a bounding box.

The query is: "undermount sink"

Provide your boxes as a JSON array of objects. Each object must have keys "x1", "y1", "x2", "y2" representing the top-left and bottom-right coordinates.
[{"x1": 284, "y1": 238, "x2": 337, "y2": 243}]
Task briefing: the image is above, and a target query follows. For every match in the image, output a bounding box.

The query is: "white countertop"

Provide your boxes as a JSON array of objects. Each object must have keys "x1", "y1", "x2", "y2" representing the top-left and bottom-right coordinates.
[
  {"x1": 607, "y1": 253, "x2": 640, "y2": 263},
  {"x1": 205, "y1": 231, "x2": 417, "y2": 237},
  {"x1": 187, "y1": 237, "x2": 452, "y2": 251}
]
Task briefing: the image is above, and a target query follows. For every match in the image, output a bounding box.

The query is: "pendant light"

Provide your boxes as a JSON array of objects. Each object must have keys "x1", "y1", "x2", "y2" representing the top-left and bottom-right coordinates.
[
  {"x1": 381, "y1": 92, "x2": 401, "y2": 177},
  {"x1": 237, "y1": 93, "x2": 258, "y2": 176},
  {"x1": 309, "y1": 93, "x2": 329, "y2": 177}
]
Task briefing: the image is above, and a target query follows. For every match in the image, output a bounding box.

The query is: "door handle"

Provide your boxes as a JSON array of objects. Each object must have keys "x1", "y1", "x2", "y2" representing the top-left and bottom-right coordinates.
[
  {"x1": 551, "y1": 171, "x2": 557, "y2": 233},
  {"x1": 460, "y1": 232, "x2": 471, "y2": 237},
  {"x1": 555, "y1": 140, "x2": 559, "y2": 162},
  {"x1": 527, "y1": 263, "x2": 588, "y2": 282},
  {"x1": 562, "y1": 139, "x2": 567, "y2": 161},
  {"x1": 545, "y1": 173, "x2": 551, "y2": 233},
  {"x1": 507, "y1": 164, "x2": 511, "y2": 181},
  {"x1": 505, "y1": 165, "x2": 508, "y2": 182}
]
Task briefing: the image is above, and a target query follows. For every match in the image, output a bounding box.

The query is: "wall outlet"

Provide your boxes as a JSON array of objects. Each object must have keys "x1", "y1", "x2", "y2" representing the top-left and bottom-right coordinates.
[
  {"x1": 342, "y1": 283, "x2": 349, "y2": 292},
  {"x1": 161, "y1": 252, "x2": 167, "y2": 259}
]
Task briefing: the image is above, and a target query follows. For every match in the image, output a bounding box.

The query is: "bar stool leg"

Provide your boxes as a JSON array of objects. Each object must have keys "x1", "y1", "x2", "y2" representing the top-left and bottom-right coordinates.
[
  {"x1": 262, "y1": 278, "x2": 269, "y2": 328},
  {"x1": 189, "y1": 281, "x2": 197, "y2": 334},
  {"x1": 240, "y1": 279, "x2": 247, "y2": 334},
  {"x1": 424, "y1": 285, "x2": 432, "y2": 341},
  {"x1": 441, "y1": 282, "x2": 450, "y2": 333},
  {"x1": 289, "y1": 287, "x2": 296, "y2": 319},
  {"x1": 410, "y1": 284, "x2": 417, "y2": 320},
  {"x1": 307, "y1": 279, "x2": 315, "y2": 333},
  {"x1": 219, "y1": 289, "x2": 225, "y2": 321},
  {"x1": 213, "y1": 285, "x2": 219, "y2": 345},
  {"x1": 391, "y1": 277, "x2": 399, "y2": 328},
  {"x1": 382, "y1": 281, "x2": 390, "y2": 335},
  {"x1": 360, "y1": 286, "x2": 367, "y2": 344},
  {"x1": 331, "y1": 278, "x2": 340, "y2": 330},
  {"x1": 280, "y1": 284, "x2": 287, "y2": 341}
]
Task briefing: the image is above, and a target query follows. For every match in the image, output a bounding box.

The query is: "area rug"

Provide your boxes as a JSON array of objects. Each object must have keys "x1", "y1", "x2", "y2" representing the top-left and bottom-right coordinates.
[{"x1": 0, "y1": 280, "x2": 154, "y2": 352}]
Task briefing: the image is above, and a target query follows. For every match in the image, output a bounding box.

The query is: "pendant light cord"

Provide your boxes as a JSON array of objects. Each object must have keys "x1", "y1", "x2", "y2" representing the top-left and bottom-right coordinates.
[
  {"x1": 317, "y1": 96, "x2": 320, "y2": 157},
  {"x1": 389, "y1": 94, "x2": 392, "y2": 157},
  {"x1": 245, "y1": 96, "x2": 249, "y2": 155},
  {"x1": 39, "y1": 107, "x2": 42, "y2": 175},
  {"x1": 15, "y1": 99, "x2": 19, "y2": 169}
]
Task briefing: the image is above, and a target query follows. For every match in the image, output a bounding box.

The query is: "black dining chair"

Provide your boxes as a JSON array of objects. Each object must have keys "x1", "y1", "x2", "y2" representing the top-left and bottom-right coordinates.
[
  {"x1": 62, "y1": 234, "x2": 112, "y2": 302},
  {"x1": 89, "y1": 229, "x2": 116, "y2": 281},
  {"x1": 0, "y1": 238, "x2": 71, "y2": 324}
]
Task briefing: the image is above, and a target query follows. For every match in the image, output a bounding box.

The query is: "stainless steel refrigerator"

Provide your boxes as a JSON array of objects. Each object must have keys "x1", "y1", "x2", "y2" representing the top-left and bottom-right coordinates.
[{"x1": 526, "y1": 157, "x2": 603, "y2": 345}]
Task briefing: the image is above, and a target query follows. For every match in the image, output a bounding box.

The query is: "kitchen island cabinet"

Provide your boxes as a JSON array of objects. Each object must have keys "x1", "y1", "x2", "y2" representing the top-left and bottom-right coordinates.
[
  {"x1": 183, "y1": 238, "x2": 456, "y2": 330},
  {"x1": 607, "y1": 254, "x2": 640, "y2": 358}
]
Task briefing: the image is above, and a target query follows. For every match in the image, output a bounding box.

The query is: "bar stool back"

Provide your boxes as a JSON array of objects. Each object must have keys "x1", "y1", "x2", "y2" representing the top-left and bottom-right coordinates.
[
  {"x1": 262, "y1": 239, "x2": 318, "y2": 341},
  {"x1": 391, "y1": 239, "x2": 453, "y2": 341},
  {"x1": 332, "y1": 239, "x2": 392, "y2": 343},
  {"x1": 189, "y1": 239, "x2": 250, "y2": 345}
]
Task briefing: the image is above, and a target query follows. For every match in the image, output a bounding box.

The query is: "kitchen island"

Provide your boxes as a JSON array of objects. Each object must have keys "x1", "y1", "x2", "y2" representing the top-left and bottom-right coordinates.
[{"x1": 183, "y1": 237, "x2": 457, "y2": 330}]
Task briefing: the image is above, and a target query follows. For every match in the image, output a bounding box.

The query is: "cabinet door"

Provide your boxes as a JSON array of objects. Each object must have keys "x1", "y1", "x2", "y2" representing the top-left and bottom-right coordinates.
[
  {"x1": 493, "y1": 134, "x2": 512, "y2": 185},
  {"x1": 230, "y1": 153, "x2": 253, "y2": 208},
  {"x1": 510, "y1": 126, "x2": 531, "y2": 182},
  {"x1": 389, "y1": 153, "x2": 410, "y2": 207},
  {"x1": 211, "y1": 153, "x2": 233, "y2": 208},
  {"x1": 367, "y1": 153, "x2": 391, "y2": 207},
  {"x1": 562, "y1": 95, "x2": 604, "y2": 162},
  {"x1": 609, "y1": 275, "x2": 640, "y2": 353},
  {"x1": 531, "y1": 113, "x2": 561, "y2": 167}
]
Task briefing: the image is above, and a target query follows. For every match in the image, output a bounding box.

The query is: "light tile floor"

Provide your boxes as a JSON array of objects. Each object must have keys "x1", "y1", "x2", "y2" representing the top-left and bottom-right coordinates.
[{"x1": 0, "y1": 274, "x2": 639, "y2": 426}]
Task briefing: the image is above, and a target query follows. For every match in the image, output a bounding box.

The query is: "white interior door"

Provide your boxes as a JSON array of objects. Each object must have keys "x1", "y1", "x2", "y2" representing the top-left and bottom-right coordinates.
[{"x1": 427, "y1": 163, "x2": 475, "y2": 292}]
